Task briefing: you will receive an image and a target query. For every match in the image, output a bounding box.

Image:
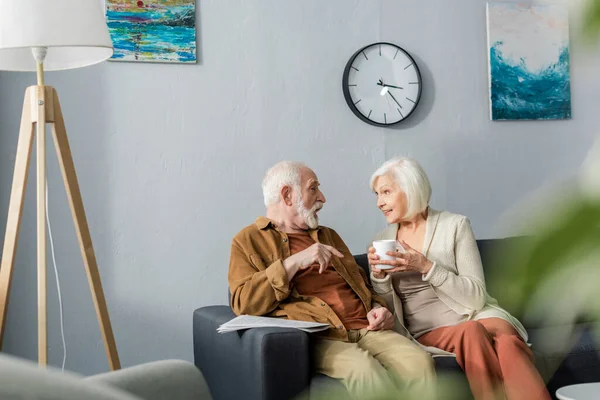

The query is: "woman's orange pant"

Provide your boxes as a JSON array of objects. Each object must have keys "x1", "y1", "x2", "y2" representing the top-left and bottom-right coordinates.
[{"x1": 418, "y1": 318, "x2": 550, "y2": 400}]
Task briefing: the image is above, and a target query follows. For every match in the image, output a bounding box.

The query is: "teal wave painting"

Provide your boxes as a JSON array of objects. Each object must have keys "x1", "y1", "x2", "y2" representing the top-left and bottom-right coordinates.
[
  {"x1": 486, "y1": 3, "x2": 571, "y2": 120},
  {"x1": 106, "y1": 0, "x2": 196, "y2": 64}
]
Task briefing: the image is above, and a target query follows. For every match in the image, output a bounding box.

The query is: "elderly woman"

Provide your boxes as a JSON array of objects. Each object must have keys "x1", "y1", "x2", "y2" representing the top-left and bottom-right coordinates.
[{"x1": 367, "y1": 157, "x2": 550, "y2": 400}]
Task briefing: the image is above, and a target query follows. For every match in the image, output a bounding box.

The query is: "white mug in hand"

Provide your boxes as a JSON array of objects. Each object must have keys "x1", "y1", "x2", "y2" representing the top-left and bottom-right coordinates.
[{"x1": 373, "y1": 240, "x2": 404, "y2": 269}]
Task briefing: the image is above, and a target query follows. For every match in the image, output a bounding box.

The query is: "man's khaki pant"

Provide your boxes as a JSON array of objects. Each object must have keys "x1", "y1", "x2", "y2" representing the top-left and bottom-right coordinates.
[{"x1": 313, "y1": 328, "x2": 436, "y2": 400}]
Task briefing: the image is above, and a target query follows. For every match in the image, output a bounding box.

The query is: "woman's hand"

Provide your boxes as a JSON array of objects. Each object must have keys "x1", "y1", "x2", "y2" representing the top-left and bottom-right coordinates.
[
  {"x1": 367, "y1": 247, "x2": 388, "y2": 279},
  {"x1": 371, "y1": 240, "x2": 433, "y2": 275}
]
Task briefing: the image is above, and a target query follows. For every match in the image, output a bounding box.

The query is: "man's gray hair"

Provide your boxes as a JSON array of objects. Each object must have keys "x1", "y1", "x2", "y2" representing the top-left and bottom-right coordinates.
[
  {"x1": 262, "y1": 161, "x2": 306, "y2": 207},
  {"x1": 369, "y1": 157, "x2": 432, "y2": 220}
]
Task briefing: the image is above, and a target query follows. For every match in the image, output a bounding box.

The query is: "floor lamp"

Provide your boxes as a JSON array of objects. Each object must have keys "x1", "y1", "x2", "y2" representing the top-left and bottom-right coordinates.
[{"x1": 0, "y1": 0, "x2": 120, "y2": 370}]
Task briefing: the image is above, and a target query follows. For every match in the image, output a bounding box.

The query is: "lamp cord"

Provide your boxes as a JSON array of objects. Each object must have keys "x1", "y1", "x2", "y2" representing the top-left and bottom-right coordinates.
[{"x1": 46, "y1": 178, "x2": 67, "y2": 371}]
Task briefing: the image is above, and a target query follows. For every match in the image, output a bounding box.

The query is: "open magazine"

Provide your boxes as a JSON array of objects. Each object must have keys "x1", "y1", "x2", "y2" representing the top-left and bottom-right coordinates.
[{"x1": 217, "y1": 315, "x2": 331, "y2": 333}]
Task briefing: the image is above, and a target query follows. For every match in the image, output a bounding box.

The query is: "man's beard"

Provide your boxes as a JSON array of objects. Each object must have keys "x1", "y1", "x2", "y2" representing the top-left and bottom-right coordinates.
[{"x1": 296, "y1": 193, "x2": 323, "y2": 229}]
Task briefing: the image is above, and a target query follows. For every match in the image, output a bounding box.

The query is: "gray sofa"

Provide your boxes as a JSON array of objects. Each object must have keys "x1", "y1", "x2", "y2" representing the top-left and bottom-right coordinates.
[
  {"x1": 0, "y1": 353, "x2": 212, "y2": 400},
  {"x1": 193, "y1": 237, "x2": 600, "y2": 399}
]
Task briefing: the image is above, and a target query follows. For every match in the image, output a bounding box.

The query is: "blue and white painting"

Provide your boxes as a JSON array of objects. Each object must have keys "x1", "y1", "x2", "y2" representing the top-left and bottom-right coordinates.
[
  {"x1": 106, "y1": 0, "x2": 196, "y2": 64},
  {"x1": 486, "y1": 2, "x2": 571, "y2": 120}
]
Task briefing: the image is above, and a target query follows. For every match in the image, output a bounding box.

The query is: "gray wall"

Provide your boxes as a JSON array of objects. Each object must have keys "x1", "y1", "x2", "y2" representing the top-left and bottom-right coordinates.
[{"x1": 0, "y1": 0, "x2": 598, "y2": 374}]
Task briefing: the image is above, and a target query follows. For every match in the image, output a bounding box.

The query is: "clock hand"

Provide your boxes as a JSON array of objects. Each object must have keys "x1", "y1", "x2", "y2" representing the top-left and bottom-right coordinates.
[
  {"x1": 377, "y1": 81, "x2": 404, "y2": 90},
  {"x1": 387, "y1": 91, "x2": 402, "y2": 109}
]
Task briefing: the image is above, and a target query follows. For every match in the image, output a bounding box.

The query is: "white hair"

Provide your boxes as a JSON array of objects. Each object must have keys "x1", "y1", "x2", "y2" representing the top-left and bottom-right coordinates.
[
  {"x1": 369, "y1": 157, "x2": 432, "y2": 220},
  {"x1": 262, "y1": 161, "x2": 306, "y2": 207}
]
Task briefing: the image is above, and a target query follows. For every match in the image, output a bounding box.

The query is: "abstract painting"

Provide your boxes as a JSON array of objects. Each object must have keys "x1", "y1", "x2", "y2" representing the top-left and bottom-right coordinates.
[
  {"x1": 486, "y1": 2, "x2": 571, "y2": 120},
  {"x1": 106, "y1": 0, "x2": 196, "y2": 64}
]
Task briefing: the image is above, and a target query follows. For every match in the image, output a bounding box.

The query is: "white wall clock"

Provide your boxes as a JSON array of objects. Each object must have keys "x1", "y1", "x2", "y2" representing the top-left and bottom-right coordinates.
[{"x1": 342, "y1": 42, "x2": 422, "y2": 127}]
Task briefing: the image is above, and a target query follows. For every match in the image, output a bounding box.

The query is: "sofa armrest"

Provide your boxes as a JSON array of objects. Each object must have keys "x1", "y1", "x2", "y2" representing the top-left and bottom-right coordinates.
[
  {"x1": 193, "y1": 306, "x2": 311, "y2": 400},
  {"x1": 84, "y1": 359, "x2": 211, "y2": 400}
]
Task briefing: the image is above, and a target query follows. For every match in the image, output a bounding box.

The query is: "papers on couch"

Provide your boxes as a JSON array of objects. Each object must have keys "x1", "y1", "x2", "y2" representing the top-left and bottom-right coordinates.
[{"x1": 217, "y1": 315, "x2": 331, "y2": 334}]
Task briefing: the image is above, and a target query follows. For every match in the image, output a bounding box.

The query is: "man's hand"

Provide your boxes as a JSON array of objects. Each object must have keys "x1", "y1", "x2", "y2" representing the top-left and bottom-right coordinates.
[
  {"x1": 283, "y1": 243, "x2": 344, "y2": 280},
  {"x1": 366, "y1": 306, "x2": 394, "y2": 331}
]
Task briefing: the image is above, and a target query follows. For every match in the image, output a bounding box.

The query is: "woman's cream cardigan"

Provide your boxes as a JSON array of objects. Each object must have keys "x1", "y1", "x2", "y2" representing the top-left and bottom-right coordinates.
[{"x1": 369, "y1": 208, "x2": 528, "y2": 357}]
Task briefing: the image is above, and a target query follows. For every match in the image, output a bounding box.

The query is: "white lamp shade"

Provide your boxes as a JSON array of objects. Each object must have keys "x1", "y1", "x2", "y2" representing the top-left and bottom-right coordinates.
[{"x1": 0, "y1": 0, "x2": 113, "y2": 71}]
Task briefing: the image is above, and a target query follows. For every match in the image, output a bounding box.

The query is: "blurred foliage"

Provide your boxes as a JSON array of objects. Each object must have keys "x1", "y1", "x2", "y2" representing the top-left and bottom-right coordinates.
[
  {"x1": 296, "y1": 371, "x2": 475, "y2": 400},
  {"x1": 488, "y1": 198, "x2": 600, "y2": 325},
  {"x1": 582, "y1": 0, "x2": 600, "y2": 39}
]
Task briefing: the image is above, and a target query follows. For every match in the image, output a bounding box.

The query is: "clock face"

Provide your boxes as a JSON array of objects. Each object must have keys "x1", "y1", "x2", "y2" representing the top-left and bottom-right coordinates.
[{"x1": 342, "y1": 42, "x2": 422, "y2": 126}]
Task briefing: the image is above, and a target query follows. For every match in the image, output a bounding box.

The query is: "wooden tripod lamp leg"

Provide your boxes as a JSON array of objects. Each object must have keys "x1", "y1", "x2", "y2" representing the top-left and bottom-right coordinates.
[
  {"x1": 36, "y1": 86, "x2": 48, "y2": 366},
  {"x1": 0, "y1": 88, "x2": 35, "y2": 349},
  {"x1": 50, "y1": 89, "x2": 121, "y2": 370}
]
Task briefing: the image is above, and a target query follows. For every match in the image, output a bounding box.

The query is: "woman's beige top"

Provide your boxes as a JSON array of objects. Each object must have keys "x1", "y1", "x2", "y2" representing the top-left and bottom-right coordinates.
[{"x1": 393, "y1": 270, "x2": 466, "y2": 338}]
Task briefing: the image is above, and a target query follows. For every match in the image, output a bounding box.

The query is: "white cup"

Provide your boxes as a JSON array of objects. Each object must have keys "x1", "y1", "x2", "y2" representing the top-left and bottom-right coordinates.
[{"x1": 372, "y1": 240, "x2": 400, "y2": 269}]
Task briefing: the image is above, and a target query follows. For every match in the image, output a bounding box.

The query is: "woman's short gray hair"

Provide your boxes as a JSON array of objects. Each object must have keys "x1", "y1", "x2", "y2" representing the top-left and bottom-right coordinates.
[
  {"x1": 369, "y1": 157, "x2": 432, "y2": 219},
  {"x1": 262, "y1": 161, "x2": 306, "y2": 207}
]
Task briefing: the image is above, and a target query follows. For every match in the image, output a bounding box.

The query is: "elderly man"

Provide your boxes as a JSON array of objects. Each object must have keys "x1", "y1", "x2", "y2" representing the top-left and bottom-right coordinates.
[{"x1": 228, "y1": 161, "x2": 435, "y2": 399}]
